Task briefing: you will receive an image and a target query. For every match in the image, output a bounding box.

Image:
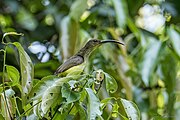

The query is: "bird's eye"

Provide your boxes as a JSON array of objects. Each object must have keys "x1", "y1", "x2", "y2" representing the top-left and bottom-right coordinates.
[{"x1": 94, "y1": 40, "x2": 97, "y2": 42}]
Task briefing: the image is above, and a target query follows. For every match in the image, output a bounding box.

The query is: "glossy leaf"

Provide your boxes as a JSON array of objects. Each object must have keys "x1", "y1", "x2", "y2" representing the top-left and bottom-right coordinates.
[
  {"x1": 13, "y1": 42, "x2": 34, "y2": 105},
  {"x1": 6, "y1": 65, "x2": 20, "y2": 86},
  {"x1": 28, "y1": 75, "x2": 59, "y2": 101},
  {"x1": 41, "y1": 84, "x2": 62, "y2": 114},
  {"x1": 104, "y1": 73, "x2": 118, "y2": 93},
  {"x1": 120, "y1": 98, "x2": 140, "y2": 120},
  {"x1": 85, "y1": 88, "x2": 102, "y2": 120},
  {"x1": 61, "y1": 82, "x2": 81, "y2": 104}
]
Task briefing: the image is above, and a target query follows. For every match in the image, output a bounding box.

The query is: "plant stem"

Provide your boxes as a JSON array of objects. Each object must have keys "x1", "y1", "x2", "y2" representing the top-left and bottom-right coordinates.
[
  {"x1": 17, "y1": 100, "x2": 42, "y2": 119},
  {"x1": 51, "y1": 104, "x2": 61, "y2": 120},
  {"x1": 14, "y1": 97, "x2": 21, "y2": 117},
  {"x1": 2, "y1": 46, "x2": 13, "y2": 120}
]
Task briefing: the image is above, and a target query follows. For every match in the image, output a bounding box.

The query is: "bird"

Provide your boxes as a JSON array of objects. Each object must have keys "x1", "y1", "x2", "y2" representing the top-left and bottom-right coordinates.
[{"x1": 54, "y1": 39, "x2": 124, "y2": 76}]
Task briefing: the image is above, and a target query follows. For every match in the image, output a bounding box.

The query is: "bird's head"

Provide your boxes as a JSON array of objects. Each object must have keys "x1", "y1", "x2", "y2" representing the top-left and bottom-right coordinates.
[
  {"x1": 85, "y1": 39, "x2": 102, "y2": 48},
  {"x1": 78, "y1": 39, "x2": 124, "y2": 58},
  {"x1": 85, "y1": 38, "x2": 124, "y2": 47}
]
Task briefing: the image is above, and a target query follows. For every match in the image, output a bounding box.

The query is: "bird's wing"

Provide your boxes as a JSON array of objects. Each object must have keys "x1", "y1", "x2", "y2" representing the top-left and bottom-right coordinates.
[{"x1": 54, "y1": 55, "x2": 84, "y2": 75}]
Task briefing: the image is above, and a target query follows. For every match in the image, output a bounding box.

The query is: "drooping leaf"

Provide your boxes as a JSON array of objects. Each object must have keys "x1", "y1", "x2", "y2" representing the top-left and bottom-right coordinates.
[
  {"x1": 85, "y1": 88, "x2": 102, "y2": 120},
  {"x1": 2, "y1": 32, "x2": 24, "y2": 43},
  {"x1": 60, "y1": 16, "x2": 79, "y2": 60},
  {"x1": 70, "y1": 0, "x2": 88, "y2": 22},
  {"x1": 139, "y1": 37, "x2": 161, "y2": 86},
  {"x1": 112, "y1": 0, "x2": 128, "y2": 29},
  {"x1": 168, "y1": 26, "x2": 180, "y2": 57},
  {"x1": 6, "y1": 65, "x2": 20, "y2": 86},
  {"x1": 104, "y1": 72, "x2": 118, "y2": 93},
  {"x1": 13, "y1": 42, "x2": 34, "y2": 105},
  {"x1": 120, "y1": 98, "x2": 140, "y2": 120}
]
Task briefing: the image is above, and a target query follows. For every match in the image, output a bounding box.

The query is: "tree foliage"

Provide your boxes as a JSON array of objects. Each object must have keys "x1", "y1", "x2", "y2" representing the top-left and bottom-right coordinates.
[{"x1": 0, "y1": 0, "x2": 180, "y2": 120}]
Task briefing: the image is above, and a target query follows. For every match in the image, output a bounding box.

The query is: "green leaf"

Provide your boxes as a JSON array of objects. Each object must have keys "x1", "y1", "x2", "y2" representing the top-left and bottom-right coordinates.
[
  {"x1": 23, "y1": 103, "x2": 32, "y2": 116},
  {"x1": 28, "y1": 75, "x2": 59, "y2": 101},
  {"x1": 61, "y1": 82, "x2": 81, "y2": 104},
  {"x1": 75, "y1": 103, "x2": 87, "y2": 120},
  {"x1": 104, "y1": 73, "x2": 118, "y2": 93},
  {"x1": 85, "y1": 88, "x2": 102, "y2": 120},
  {"x1": 30, "y1": 75, "x2": 83, "y2": 114},
  {"x1": 101, "y1": 97, "x2": 115, "y2": 110},
  {"x1": 13, "y1": 42, "x2": 34, "y2": 105},
  {"x1": 160, "y1": 50, "x2": 177, "y2": 94},
  {"x1": 41, "y1": 84, "x2": 62, "y2": 114},
  {"x1": 168, "y1": 26, "x2": 180, "y2": 57},
  {"x1": 120, "y1": 98, "x2": 140, "y2": 120},
  {"x1": 112, "y1": 102, "x2": 119, "y2": 118},
  {"x1": 6, "y1": 65, "x2": 20, "y2": 86},
  {"x1": 160, "y1": 48, "x2": 177, "y2": 117},
  {"x1": 112, "y1": 0, "x2": 128, "y2": 29},
  {"x1": 53, "y1": 103, "x2": 73, "y2": 119},
  {"x1": 70, "y1": 0, "x2": 88, "y2": 22},
  {"x1": 55, "y1": 75, "x2": 85, "y2": 86},
  {"x1": 0, "y1": 114, "x2": 4, "y2": 120},
  {"x1": 127, "y1": 18, "x2": 141, "y2": 40},
  {"x1": 33, "y1": 100, "x2": 42, "y2": 118},
  {"x1": 139, "y1": 37, "x2": 161, "y2": 86},
  {"x1": 60, "y1": 16, "x2": 79, "y2": 60}
]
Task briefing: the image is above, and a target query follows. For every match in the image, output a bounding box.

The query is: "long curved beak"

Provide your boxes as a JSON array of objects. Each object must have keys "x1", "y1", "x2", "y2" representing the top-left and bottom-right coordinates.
[{"x1": 100, "y1": 40, "x2": 124, "y2": 45}]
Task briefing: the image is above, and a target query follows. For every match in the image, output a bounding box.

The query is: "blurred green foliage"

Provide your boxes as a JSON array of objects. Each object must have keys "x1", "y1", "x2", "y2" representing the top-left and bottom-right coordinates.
[{"x1": 0, "y1": 0, "x2": 180, "y2": 120}]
